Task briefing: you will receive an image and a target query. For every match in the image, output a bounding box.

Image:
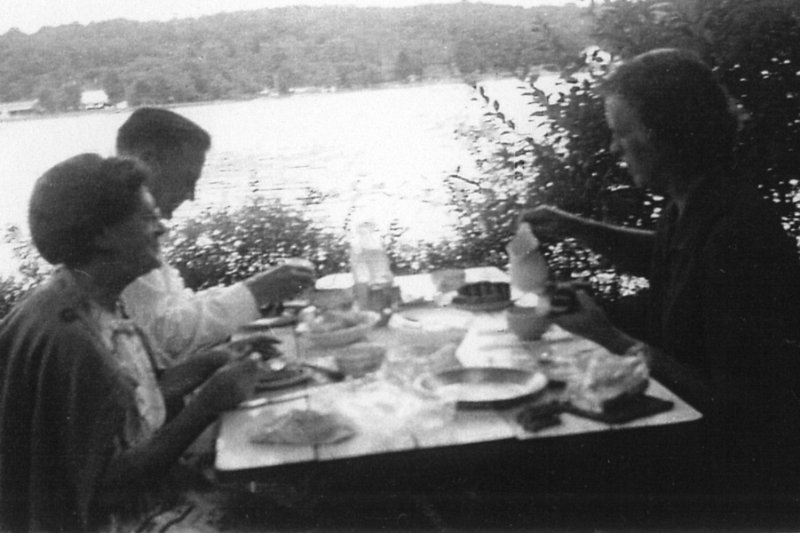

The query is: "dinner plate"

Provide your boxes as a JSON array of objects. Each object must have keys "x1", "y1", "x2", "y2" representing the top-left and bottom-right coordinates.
[
  {"x1": 256, "y1": 366, "x2": 313, "y2": 391},
  {"x1": 417, "y1": 367, "x2": 548, "y2": 409}
]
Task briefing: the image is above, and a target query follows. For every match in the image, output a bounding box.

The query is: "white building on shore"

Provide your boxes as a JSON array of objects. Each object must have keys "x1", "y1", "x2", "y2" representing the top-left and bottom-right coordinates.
[{"x1": 80, "y1": 89, "x2": 109, "y2": 110}]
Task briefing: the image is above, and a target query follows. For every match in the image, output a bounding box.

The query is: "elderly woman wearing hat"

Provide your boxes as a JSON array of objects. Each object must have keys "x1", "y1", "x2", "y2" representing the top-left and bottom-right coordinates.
[{"x1": 0, "y1": 154, "x2": 262, "y2": 531}]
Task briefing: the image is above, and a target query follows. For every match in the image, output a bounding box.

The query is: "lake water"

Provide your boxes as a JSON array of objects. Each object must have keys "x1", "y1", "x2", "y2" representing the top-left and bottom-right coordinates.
[{"x1": 0, "y1": 79, "x2": 535, "y2": 275}]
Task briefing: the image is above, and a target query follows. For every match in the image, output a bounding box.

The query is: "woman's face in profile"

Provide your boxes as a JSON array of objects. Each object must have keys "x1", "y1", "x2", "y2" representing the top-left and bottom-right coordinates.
[
  {"x1": 103, "y1": 187, "x2": 166, "y2": 280},
  {"x1": 605, "y1": 95, "x2": 668, "y2": 193}
]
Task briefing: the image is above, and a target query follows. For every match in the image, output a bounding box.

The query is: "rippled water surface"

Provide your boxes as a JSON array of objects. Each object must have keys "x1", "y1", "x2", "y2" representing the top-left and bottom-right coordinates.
[
  {"x1": 2, "y1": 83, "x2": 501, "y2": 235},
  {"x1": 0, "y1": 79, "x2": 536, "y2": 274}
]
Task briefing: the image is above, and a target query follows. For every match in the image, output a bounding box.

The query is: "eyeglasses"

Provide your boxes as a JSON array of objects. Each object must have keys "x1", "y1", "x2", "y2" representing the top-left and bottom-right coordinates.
[{"x1": 137, "y1": 208, "x2": 163, "y2": 225}]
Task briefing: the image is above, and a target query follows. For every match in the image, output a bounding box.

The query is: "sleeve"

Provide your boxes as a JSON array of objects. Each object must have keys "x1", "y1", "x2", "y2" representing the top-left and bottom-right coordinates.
[
  {"x1": 121, "y1": 263, "x2": 260, "y2": 364},
  {"x1": 34, "y1": 327, "x2": 131, "y2": 531}
]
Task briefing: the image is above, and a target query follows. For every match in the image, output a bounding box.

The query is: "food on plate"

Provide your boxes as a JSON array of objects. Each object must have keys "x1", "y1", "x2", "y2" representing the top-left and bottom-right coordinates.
[
  {"x1": 299, "y1": 308, "x2": 379, "y2": 348},
  {"x1": 451, "y1": 282, "x2": 510, "y2": 307},
  {"x1": 250, "y1": 408, "x2": 356, "y2": 445},
  {"x1": 306, "y1": 308, "x2": 368, "y2": 333}
]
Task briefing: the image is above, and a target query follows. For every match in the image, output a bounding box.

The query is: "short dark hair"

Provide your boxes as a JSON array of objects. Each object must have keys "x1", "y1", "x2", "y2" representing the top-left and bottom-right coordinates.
[
  {"x1": 599, "y1": 48, "x2": 738, "y2": 178},
  {"x1": 116, "y1": 107, "x2": 211, "y2": 156},
  {"x1": 29, "y1": 154, "x2": 151, "y2": 267}
]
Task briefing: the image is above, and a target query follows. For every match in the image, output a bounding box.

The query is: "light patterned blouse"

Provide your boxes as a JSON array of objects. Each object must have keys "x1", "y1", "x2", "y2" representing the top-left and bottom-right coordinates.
[{"x1": 91, "y1": 302, "x2": 166, "y2": 447}]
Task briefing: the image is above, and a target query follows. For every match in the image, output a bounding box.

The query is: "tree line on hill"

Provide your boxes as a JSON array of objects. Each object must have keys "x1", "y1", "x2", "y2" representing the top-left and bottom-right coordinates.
[{"x1": 0, "y1": 3, "x2": 593, "y2": 112}]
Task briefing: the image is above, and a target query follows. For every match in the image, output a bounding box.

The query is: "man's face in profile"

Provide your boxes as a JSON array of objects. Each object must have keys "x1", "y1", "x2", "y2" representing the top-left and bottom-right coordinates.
[{"x1": 153, "y1": 144, "x2": 206, "y2": 219}]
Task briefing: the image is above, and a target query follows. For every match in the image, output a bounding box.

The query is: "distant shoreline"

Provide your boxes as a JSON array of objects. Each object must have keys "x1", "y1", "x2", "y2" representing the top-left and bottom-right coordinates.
[{"x1": 0, "y1": 76, "x2": 504, "y2": 124}]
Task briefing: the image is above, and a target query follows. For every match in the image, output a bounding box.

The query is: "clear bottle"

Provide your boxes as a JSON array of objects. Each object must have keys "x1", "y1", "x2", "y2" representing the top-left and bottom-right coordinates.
[
  {"x1": 507, "y1": 222, "x2": 550, "y2": 297},
  {"x1": 350, "y1": 219, "x2": 395, "y2": 326}
]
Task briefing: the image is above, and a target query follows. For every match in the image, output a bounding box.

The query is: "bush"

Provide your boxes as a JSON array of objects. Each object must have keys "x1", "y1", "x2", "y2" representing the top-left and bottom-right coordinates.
[
  {"x1": 444, "y1": 0, "x2": 800, "y2": 304},
  {"x1": 163, "y1": 196, "x2": 351, "y2": 290},
  {"x1": 446, "y1": 66, "x2": 655, "y2": 304}
]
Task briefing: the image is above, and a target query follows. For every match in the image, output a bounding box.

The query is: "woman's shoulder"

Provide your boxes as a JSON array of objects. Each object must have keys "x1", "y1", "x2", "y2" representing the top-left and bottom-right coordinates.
[{"x1": 1, "y1": 273, "x2": 99, "y2": 349}]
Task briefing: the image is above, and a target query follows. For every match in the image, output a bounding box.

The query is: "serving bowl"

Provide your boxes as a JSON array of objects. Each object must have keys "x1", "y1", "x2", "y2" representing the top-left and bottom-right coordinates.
[{"x1": 306, "y1": 310, "x2": 380, "y2": 348}]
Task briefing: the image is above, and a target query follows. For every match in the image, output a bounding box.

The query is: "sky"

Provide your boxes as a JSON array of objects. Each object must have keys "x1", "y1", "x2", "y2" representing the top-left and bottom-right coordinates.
[{"x1": 1, "y1": 0, "x2": 585, "y2": 35}]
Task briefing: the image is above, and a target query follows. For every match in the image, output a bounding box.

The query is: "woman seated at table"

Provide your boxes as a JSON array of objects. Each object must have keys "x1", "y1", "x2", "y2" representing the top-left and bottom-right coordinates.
[
  {"x1": 523, "y1": 49, "x2": 800, "y2": 488},
  {"x1": 0, "y1": 154, "x2": 261, "y2": 531}
]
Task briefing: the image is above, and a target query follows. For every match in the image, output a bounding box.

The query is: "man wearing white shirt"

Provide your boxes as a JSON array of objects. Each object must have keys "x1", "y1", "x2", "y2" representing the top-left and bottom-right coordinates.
[{"x1": 117, "y1": 108, "x2": 314, "y2": 363}]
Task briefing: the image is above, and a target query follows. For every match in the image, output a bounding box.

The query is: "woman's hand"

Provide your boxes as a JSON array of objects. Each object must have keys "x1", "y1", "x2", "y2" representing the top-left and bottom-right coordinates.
[
  {"x1": 244, "y1": 263, "x2": 316, "y2": 307},
  {"x1": 158, "y1": 340, "x2": 268, "y2": 404},
  {"x1": 226, "y1": 335, "x2": 282, "y2": 360},
  {"x1": 550, "y1": 290, "x2": 638, "y2": 355},
  {"x1": 193, "y1": 344, "x2": 243, "y2": 371},
  {"x1": 193, "y1": 357, "x2": 261, "y2": 416}
]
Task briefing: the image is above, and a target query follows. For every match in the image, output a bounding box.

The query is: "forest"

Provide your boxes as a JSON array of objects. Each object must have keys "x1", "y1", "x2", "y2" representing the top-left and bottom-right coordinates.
[{"x1": 0, "y1": 3, "x2": 593, "y2": 111}]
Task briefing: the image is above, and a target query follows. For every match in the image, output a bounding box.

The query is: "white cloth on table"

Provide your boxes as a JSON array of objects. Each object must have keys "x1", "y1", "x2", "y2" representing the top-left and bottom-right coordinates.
[{"x1": 122, "y1": 262, "x2": 259, "y2": 365}]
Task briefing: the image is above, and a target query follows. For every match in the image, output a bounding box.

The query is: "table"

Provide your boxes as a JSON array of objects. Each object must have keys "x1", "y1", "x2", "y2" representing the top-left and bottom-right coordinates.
[{"x1": 215, "y1": 268, "x2": 701, "y2": 480}]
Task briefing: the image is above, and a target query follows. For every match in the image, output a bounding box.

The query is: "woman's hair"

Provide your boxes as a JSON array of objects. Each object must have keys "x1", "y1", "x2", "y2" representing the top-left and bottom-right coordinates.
[
  {"x1": 116, "y1": 107, "x2": 211, "y2": 156},
  {"x1": 599, "y1": 48, "x2": 738, "y2": 179},
  {"x1": 29, "y1": 154, "x2": 151, "y2": 266}
]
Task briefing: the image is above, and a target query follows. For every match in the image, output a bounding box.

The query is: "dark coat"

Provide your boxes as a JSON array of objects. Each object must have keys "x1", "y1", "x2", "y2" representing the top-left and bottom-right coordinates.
[
  {"x1": 648, "y1": 175, "x2": 800, "y2": 393},
  {"x1": 0, "y1": 269, "x2": 135, "y2": 532}
]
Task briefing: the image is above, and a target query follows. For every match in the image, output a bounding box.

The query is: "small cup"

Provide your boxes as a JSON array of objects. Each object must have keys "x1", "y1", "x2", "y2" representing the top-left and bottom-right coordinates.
[{"x1": 506, "y1": 304, "x2": 550, "y2": 341}]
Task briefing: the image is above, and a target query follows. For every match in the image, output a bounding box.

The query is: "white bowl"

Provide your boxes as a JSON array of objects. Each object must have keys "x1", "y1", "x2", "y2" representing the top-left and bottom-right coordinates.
[{"x1": 306, "y1": 311, "x2": 380, "y2": 348}]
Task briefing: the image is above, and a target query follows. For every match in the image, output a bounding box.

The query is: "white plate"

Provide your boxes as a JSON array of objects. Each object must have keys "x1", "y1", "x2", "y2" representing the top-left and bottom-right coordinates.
[{"x1": 417, "y1": 367, "x2": 548, "y2": 409}]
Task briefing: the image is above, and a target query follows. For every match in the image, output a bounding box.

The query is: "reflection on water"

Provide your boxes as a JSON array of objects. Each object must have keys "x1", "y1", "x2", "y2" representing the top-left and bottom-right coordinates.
[
  {"x1": 1, "y1": 83, "x2": 487, "y2": 239},
  {"x1": 0, "y1": 80, "x2": 532, "y2": 275}
]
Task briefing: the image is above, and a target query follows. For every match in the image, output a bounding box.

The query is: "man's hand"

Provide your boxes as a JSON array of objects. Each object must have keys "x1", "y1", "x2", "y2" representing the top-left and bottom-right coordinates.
[
  {"x1": 551, "y1": 290, "x2": 638, "y2": 355},
  {"x1": 244, "y1": 263, "x2": 315, "y2": 307}
]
